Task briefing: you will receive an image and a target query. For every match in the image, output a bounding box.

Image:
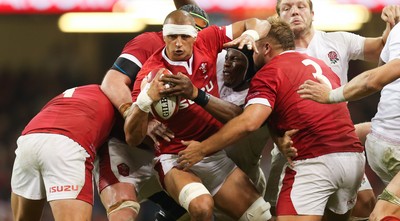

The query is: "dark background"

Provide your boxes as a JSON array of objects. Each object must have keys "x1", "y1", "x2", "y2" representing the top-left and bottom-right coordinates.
[{"x1": 0, "y1": 10, "x2": 385, "y2": 220}]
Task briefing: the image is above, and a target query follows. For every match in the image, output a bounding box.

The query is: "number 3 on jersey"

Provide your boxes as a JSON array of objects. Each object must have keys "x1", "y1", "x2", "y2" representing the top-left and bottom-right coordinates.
[{"x1": 302, "y1": 59, "x2": 333, "y2": 89}]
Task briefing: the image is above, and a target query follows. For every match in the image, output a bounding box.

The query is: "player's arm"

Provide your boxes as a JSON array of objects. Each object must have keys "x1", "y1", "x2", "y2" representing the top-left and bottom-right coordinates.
[
  {"x1": 124, "y1": 70, "x2": 165, "y2": 147},
  {"x1": 174, "y1": 0, "x2": 198, "y2": 8},
  {"x1": 363, "y1": 5, "x2": 400, "y2": 62},
  {"x1": 124, "y1": 103, "x2": 150, "y2": 147},
  {"x1": 177, "y1": 104, "x2": 271, "y2": 169},
  {"x1": 101, "y1": 55, "x2": 142, "y2": 117},
  {"x1": 160, "y1": 72, "x2": 242, "y2": 123},
  {"x1": 298, "y1": 58, "x2": 400, "y2": 103},
  {"x1": 200, "y1": 94, "x2": 243, "y2": 123},
  {"x1": 101, "y1": 69, "x2": 134, "y2": 113},
  {"x1": 224, "y1": 18, "x2": 271, "y2": 53}
]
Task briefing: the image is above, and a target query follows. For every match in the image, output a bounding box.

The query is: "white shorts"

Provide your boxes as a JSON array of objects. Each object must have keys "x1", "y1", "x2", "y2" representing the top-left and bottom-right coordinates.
[
  {"x1": 267, "y1": 146, "x2": 372, "y2": 207},
  {"x1": 366, "y1": 132, "x2": 400, "y2": 185},
  {"x1": 276, "y1": 152, "x2": 365, "y2": 216},
  {"x1": 11, "y1": 134, "x2": 92, "y2": 203},
  {"x1": 155, "y1": 150, "x2": 236, "y2": 195},
  {"x1": 94, "y1": 137, "x2": 158, "y2": 198}
]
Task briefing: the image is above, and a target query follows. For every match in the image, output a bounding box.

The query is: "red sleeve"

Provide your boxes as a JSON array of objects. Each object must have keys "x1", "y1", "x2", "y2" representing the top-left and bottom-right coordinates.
[{"x1": 121, "y1": 32, "x2": 164, "y2": 66}]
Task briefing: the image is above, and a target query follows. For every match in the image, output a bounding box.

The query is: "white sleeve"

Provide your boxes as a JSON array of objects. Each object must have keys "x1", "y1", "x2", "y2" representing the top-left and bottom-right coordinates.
[
  {"x1": 343, "y1": 32, "x2": 365, "y2": 61},
  {"x1": 225, "y1": 25, "x2": 233, "y2": 40},
  {"x1": 382, "y1": 23, "x2": 400, "y2": 63}
]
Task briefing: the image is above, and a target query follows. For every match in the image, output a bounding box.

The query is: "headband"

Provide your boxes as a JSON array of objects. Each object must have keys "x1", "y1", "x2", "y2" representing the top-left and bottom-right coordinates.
[{"x1": 163, "y1": 24, "x2": 198, "y2": 38}]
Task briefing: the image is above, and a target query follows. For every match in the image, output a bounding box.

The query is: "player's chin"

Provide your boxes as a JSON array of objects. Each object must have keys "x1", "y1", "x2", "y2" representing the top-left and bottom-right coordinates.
[{"x1": 172, "y1": 52, "x2": 190, "y2": 60}]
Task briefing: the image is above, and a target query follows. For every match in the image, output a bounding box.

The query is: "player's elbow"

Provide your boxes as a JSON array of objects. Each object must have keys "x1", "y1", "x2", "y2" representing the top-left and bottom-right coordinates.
[
  {"x1": 365, "y1": 74, "x2": 384, "y2": 93},
  {"x1": 242, "y1": 119, "x2": 260, "y2": 133}
]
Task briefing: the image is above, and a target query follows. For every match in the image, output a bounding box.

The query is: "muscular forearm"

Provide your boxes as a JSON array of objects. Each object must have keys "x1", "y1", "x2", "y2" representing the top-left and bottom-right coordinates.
[
  {"x1": 201, "y1": 104, "x2": 269, "y2": 155},
  {"x1": 201, "y1": 114, "x2": 254, "y2": 155},
  {"x1": 343, "y1": 59, "x2": 400, "y2": 101},
  {"x1": 231, "y1": 18, "x2": 271, "y2": 40},
  {"x1": 124, "y1": 105, "x2": 150, "y2": 147},
  {"x1": 101, "y1": 70, "x2": 133, "y2": 110},
  {"x1": 203, "y1": 95, "x2": 243, "y2": 123}
]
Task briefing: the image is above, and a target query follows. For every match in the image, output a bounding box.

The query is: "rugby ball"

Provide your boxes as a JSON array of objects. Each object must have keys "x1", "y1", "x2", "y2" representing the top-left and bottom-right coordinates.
[
  {"x1": 144, "y1": 68, "x2": 180, "y2": 120},
  {"x1": 151, "y1": 96, "x2": 179, "y2": 120}
]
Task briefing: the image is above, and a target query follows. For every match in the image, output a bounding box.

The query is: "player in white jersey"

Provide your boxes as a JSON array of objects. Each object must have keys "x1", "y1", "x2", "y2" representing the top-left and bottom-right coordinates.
[
  {"x1": 266, "y1": 1, "x2": 400, "y2": 219},
  {"x1": 298, "y1": 22, "x2": 400, "y2": 221},
  {"x1": 217, "y1": 47, "x2": 269, "y2": 196}
]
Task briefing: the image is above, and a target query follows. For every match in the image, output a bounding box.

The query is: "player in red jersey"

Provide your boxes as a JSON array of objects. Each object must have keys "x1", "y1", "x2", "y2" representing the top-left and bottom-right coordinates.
[
  {"x1": 267, "y1": 2, "x2": 400, "y2": 220},
  {"x1": 124, "y1": 9, "x2": 272, "y2": 221},
  {"x1": 10, "y1": 84, "x2": 115, "y2": 221},
  {"x1": 177, "y1": 17, "x2": 365, "y2": 221},
  {"x1": 96, "y1": 2, "x2": 220, "y2": 220}
]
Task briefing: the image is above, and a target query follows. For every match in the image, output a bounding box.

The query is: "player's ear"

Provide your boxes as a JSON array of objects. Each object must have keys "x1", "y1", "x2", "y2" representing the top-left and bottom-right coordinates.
[{"x1": 264, "y1": 42, "x2": 271, "y2": 54}]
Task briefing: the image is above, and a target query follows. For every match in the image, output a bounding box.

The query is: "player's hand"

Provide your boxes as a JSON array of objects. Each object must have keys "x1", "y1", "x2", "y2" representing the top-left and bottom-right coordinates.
[
  {"x1": 276, "y1": 129, "x2": 299, "y2": 167},
  {"x1": 145, "y1": 68, "x2": 167, "y2": 102},
  {"x1": 381, "y1": 5, "x2": 400, "y2": 27},
  {"x1": 177, "y1": 140, "x2": 206, "y2": 171},
  {"x1": 297, "y1": 76, "x2": 332, "y2": 104},
  {"x1": 147, "y1": 119, "x2": 174, "y2": 145},
  {"x1": 223, "y1": 34, "x2": 258, "y2": 53},
  {"x1": 160, "y1": 72, "x2": 196, "y2": 99}
]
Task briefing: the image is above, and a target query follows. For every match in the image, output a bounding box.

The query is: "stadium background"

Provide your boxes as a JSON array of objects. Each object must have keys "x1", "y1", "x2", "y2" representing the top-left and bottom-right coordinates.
[{"x1": 0, "y1": 0, "x2": 390, "y2": 220}]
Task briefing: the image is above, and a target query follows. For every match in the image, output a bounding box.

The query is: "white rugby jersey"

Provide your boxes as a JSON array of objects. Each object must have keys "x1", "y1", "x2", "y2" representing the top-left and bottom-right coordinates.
[
  {"x1": 372, "y1": 23, "x2": 400, "y2": 143},
  {"x1": 296, "y1": 30, "x2": 365, "y2": 85}
]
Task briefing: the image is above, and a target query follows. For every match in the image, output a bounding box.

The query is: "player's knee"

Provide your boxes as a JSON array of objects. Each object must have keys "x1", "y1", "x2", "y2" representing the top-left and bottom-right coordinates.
[
  {"x1": 351, "y1": 190, "x2": 376, "y2": 219},
  {"x1": 106, "y1": 200, "x2": 140, "y2": 218},
  {"x1": 239, "y1": 197, "x2": 272, "y2": 221},
  {"x1": 357, "y1": 189, "x2": 376, "y2": 210},
  {"x1": 178, "y1": 182, "x2": 213, "y2": 219}
]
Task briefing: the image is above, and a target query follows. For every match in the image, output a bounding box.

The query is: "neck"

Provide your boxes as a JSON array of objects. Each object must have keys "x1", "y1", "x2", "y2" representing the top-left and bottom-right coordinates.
[
  {"x1": 294, "y1": 27, "x2": 315, "y2": 49},
  {"x1": 232, "y1": 81, "x2": 250, "y2": 92}
]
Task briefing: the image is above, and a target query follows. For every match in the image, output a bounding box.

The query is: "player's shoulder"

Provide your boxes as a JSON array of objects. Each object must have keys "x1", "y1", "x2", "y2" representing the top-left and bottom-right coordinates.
[
  {"x1": 125, "y1": 31, "x2": 163, "y2": 46},
  {"x1": 316, "y1": 30, "x2": 361, "y2": 42},
  {"x1": 137, "y1": 31, "x2": 163, "y2": 39}
]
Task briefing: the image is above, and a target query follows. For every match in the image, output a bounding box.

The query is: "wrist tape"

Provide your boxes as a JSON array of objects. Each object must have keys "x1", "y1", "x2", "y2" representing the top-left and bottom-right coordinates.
[
  {"x1": 328, "y1": 85, "x2": 345, "y2": 103},
  {"x1": 241, "y1": 30, "x2": 260, "y2": 41},
  {"x1": 137, "y1": 85, "x2": 153, "y2": 113}
]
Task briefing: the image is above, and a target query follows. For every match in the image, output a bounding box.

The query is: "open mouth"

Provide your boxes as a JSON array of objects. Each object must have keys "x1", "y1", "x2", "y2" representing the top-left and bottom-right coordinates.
[{"x1": 174, "y1": 50, "x2": 184, "y2": 56}]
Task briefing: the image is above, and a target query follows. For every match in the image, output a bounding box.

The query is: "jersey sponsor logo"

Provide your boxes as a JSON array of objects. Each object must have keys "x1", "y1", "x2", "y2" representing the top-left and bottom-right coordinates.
[
  {"x1": 49, "y1": 185, "x2": 79, "y2": 193},
  {"x1": 327, "y1": 51, "x2": 339, "y2": 64},
  {"x1": 179, "y1": 80, "x2": 215, "y2": 109},
  {"x1": 117, "y1": 163, "x2": 130, "y2": 177}
]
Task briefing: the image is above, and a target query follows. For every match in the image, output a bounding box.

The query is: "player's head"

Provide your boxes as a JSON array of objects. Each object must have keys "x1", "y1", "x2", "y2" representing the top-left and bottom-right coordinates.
[
  {"x1": 223, "y1": 47, "x2": 256, "y2": 90},
  {"x1": 275, "y1": 0, "x2": 314, "y2": 36},
  {"x1": 179, "y1": 4, "x2": 210, "y2": 31},
  {"x1": 163, "y1": 10, "x2": 197, "y2": 61},
  {"x1": 253, "y1": 17, "x2": 295, "y2": 69}
]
